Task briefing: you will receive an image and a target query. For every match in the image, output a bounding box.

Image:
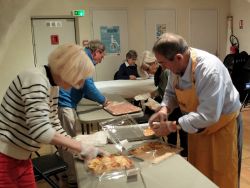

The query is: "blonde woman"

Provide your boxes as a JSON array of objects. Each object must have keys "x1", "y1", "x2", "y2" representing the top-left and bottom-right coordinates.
[
  {"x1": 0, "y1": 44, "x2": 105, "y2": 188},
  {"x1": 137, "y1": 50, "x2": 159, "y2": 79},
  {"x1": 58, "y1": 40, "x2": 109, "y2": 186}
]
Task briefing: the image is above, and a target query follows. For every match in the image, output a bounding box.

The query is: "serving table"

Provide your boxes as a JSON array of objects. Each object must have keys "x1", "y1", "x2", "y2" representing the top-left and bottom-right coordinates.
[
  {"x1": 77, "y1": 94, "x2": 144, "y2": 134},
  {"x1": 74, "y1": 141, "x2": 218, "y2": 188}
]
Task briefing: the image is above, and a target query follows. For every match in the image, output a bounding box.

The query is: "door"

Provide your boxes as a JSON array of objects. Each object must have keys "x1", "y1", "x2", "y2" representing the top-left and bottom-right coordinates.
[
  {"x1": 190, "y1": 9, "x2": 218, "y2": 55},
  {"x1": 145, "y1": 9, "x2": 176, "y2": 50},
  {"x1": 92, "y1": 9, "x2": 128, "y2": 81},
  {"x1": 31, "y1": 17, "x2": 77, "y2": 66}
]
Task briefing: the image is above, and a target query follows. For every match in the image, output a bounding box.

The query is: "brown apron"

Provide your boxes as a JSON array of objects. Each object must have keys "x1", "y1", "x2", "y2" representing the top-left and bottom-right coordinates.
[{"x1": 174, "y1": 51, "x2": 238, "y2": 188}]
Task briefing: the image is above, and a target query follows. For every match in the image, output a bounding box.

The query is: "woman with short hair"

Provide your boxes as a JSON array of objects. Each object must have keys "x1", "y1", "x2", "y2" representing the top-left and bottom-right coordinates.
[{"x1": 0, "y1": 43, "x2": 105, "y2": 188}]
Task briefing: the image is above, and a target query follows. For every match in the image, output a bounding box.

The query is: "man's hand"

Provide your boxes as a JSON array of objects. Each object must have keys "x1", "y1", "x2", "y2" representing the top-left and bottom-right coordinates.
[
  {"x1": 148, "y1": 106, "x2": 168, "y2": 125},
  {"x1": 103, "y1": 98, "x2": 112, "y2": 107},
  {"x1": 150, "y1": 121, "x2": 177, "y2": 136},
  {"x1": 148, "y1": 106, "x2": 177, "y2": 136}
]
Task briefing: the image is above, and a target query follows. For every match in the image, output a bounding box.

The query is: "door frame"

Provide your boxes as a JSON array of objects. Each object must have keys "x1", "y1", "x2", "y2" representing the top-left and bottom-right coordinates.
[{"x1": 31, "y1": 16, "x2": 80, "y2": 66}]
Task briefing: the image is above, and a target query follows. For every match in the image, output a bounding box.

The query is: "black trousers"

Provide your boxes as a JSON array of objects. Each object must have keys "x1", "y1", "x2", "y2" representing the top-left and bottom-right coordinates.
[
  {"x1": 167, "y1": 107, "x2": 188, "y2": 157},
  {"x1": 144, "y1": 96, "x2": 188, "y2": 157}
]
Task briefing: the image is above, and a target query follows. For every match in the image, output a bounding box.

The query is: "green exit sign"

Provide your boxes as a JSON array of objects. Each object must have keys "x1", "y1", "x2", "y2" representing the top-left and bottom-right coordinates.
[{"x1": 72, "y1": 10, "x2": 85, "y2": 17}]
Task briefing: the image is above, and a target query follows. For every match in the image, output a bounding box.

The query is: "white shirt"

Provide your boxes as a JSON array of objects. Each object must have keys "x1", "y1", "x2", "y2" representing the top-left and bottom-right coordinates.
[{"x1": 161, "y1": 48, "x2": 241, "y2": 133}]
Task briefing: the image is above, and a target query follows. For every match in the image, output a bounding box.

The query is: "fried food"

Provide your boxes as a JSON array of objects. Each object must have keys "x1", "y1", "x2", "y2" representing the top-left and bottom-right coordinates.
[
  {"x1": 104, "y1": 102, "x2": 141, "y2": 115},
  {"x1": 129, "y1": 141, "x2": 178, "y2": 156},
  {"x1": 143, "y1": 127, "x2": 155, "y2": 136},
  {"x1": 87, "y1": 155, "x2": 133, "y2": 174}
]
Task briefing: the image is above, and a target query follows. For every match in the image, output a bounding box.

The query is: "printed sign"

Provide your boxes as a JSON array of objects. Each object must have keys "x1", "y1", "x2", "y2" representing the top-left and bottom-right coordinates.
[
  {"x1": 156, "y1": 24, "x2": 167, "y2": 39},
  {"x1": 100, "y1": 26, "x2": 121, "y2": 54}
]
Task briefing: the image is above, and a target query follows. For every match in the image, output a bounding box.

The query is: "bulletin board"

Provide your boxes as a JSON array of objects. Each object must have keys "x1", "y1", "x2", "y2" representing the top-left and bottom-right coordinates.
[{"x1": 145, "y1": 9, "x2": 176, "y2": 51}]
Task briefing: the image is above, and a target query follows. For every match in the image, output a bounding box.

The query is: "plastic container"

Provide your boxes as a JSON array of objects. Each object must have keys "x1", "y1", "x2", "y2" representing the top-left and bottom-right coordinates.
[
  {"x1": 85, "y1": 154, "x2": 144, "y2": 187},
  {"x1": 104, "y1": 102, "x2": 142, "y2": 116},
  {"x1": 100, "y1": 115, "x2": 155, "y2": 152},
  {"x1": 127, "y1": 140, "x2": 183, "y2": 164},
  {"x1": 87, "y1": 155, "x2": 135, "y2": 175}
]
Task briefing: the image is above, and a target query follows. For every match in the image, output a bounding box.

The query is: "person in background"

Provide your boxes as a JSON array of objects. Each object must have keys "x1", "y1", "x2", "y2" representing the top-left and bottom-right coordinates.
[
  {"x1": 58, "y1": 40, "x2": 109, "y2": 187},
  {"x1": 149, "y1": 33, "x2": 243, "y2": 188},
  {"x1": 153, "y1": 66, "x2": 168, "y2": 101},
  {"x1": 115, "y1": 50, "x2": 139, "y2": 80},
  {"x1": 0, "y1": 44, "x2": 106, "y2": 188},
  {"x1": 152, "y1": 65, "x2": 187, "y2": 157},
  {"x1": 137, "y1": 50, "x2": 159, "y2": 79}
]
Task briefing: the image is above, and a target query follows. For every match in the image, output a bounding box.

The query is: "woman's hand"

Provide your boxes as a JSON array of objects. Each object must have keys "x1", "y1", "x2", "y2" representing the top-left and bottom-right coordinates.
[
  {"x1": 79, "y1": 142, "x2": 109, "y2": 160},
  {"x1": 129, "y1": 75, "x2": 137, "y2": 80}
]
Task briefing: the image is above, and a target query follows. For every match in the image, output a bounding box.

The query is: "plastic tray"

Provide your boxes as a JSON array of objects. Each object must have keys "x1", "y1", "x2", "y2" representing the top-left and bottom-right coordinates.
[
  {"x1": 85, "y1": 154, "x2": 141, "y2": 184},
  {"x1": 104, "y1": 102, "x2": 142, "y2": 116},
  {"x1": 128, "y1": 140, "x2": 183, "y2": 164},
  {"x1": 100, "y1": 115, "x2": 156, "y2": 151},
  {"x1": 87, "y1": 154, "x2": 135, "y2": 175}
]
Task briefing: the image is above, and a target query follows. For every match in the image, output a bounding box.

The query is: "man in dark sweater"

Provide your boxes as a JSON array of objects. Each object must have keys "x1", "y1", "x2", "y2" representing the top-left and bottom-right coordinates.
[{"x1": 115, "y1": 50, "x2": 139, "y2": 80}]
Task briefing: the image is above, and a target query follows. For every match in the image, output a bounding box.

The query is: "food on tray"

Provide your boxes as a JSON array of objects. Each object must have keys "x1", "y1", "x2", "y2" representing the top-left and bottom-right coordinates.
[
  {"x1": 144, "y1": 98, "x2": 160, "y2": 111},
  {"x1": 87, "y1": 155, "x2": 133, "y2": 174},
  {"x1": 134, "y1": 93, "x2": 150, "y2": 101},
  {"x1": 143, "y1": 127, "x2": 155, "y2": 136},
  {"x1": 129, "y1": 141, "x2": 179, "y2": 157},
  {"x1": 104, "y1": 102, "x2": 141, "y2": 115}
]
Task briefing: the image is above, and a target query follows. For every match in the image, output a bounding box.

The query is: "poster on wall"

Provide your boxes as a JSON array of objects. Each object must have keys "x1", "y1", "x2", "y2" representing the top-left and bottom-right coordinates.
[
  {"x1": 156, "y1": 24, "x2": 167, "y2": 39},
  {"x1": 100, "y1": 26, "x2": 121, "y2": 55}
]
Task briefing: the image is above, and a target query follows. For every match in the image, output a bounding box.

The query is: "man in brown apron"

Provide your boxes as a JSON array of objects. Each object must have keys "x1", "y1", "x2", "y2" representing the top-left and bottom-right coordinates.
[{"x1": 149, "y1": 33, "x2": 243, "y2": 188}]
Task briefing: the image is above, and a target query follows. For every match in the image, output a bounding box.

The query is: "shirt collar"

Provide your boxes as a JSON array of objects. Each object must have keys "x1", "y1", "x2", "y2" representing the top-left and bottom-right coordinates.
[
  {"x1": 125, "y1": 61, "x2": 129, "y2": 67},
  {"x1": 125, "y1": 61, "x2": 136, "y2": 67},
  {"x1": 84, "y1": 48, "x2": 97, "y2": 66},
  {"x1": 180, "y1": 56, "x2": 192, "y2": 83}
]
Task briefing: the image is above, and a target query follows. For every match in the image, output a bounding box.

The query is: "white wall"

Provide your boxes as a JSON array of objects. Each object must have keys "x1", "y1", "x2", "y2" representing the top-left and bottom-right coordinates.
[
  {"x1": 230, "y1": 0, "x2": 250, "y2": 52},
  {"x1": 0, "y1": 0, "x2": 230, "y2": 99}
]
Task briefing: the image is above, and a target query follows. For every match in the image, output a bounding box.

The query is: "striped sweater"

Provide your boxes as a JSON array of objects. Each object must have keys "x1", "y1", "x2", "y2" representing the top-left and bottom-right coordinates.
[{"x1": 0, "y1": 66, "x2": 67, "y2": 160}]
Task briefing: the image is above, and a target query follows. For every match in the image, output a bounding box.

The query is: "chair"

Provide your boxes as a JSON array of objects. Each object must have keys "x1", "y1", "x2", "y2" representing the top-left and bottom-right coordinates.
[
  {"x1": 32, "y1": 149, "x2": 68, "y2": 188},
  {"x1": 240, "y1": 82, "x2": 250, "y2": 111},
  {"x1": 224, "y1": 51, "x2": 250, "y2": 102}
]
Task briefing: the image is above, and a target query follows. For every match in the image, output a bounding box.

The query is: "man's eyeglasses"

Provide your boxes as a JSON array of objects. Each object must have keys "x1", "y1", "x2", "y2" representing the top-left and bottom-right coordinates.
[{"x1": 97, "y1": 49, "x2": 105, "y2": 54}]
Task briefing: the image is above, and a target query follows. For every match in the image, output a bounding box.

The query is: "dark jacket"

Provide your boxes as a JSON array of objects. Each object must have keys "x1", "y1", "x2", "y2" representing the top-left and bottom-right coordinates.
[{"x1": 116, "y1": 62, "x2": 139, "y2": 80}]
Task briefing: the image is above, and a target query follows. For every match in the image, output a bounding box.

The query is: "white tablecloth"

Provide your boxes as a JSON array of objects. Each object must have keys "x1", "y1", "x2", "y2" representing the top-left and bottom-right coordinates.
[
  {"x1": 95, "y1": 78, "x2": 157, "y2": 99},
  {"x1": 77, "y1": 94, "x2": 144, "y2": 134}
]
